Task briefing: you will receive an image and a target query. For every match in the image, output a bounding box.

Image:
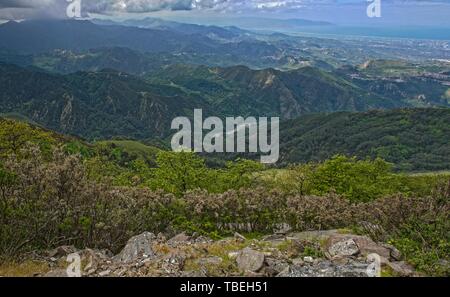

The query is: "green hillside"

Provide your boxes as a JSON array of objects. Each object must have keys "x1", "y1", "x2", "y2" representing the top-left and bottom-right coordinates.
[{"x1": 280, "y1": 108, "x2": 450, "y2": 171}]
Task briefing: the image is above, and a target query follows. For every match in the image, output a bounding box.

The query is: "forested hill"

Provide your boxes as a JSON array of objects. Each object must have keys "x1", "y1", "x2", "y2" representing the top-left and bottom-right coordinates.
[
  {"x1": 279, "y1": 108, "x2": 450, "y2": 171},
  {"x1": 2, "y1": 61, "x2": 449, "y2": 142},
  {"x1": 2, "y1": 108, "x2": 449, "y2": 171}
]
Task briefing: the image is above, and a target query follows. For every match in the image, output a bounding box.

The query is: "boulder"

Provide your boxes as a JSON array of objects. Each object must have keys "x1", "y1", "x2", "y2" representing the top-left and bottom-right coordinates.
[
  {"x1": 303, "y1": 256, "x2": 314, "y2": 263},
  {"x1": 98, "y1": 270, "x2": 111, "y2": 277},
  {"x1": 328, "y1": 238, "x2": 359, "y2": 257},
  {"x1": 265, "y1": 257, "x2": 289, "y2": 275},
  {"x1": 113, "y1": 232, "x2": 156, "y2": 263},
  {"x1": 386, "y1": 261, "x2": 416, "y2": 276},
  {"x1": 167, "y1": 232, "x2": 191, "y2": 245},
  {"x1": 352, "y1": 236, "x2": 390, "y2": 259},
  {"x1": 236, "y1": 248, "x2": 265, "y2": 272},
  {"x1": 380, "y1": 243, "x2": 402, "y2": 261},
  {"x1": 326, "y1": 234, "x2": 392, "y2": 259},
  {"x1": 47, "y1": 245, "x2": 77, "y2": 258}
]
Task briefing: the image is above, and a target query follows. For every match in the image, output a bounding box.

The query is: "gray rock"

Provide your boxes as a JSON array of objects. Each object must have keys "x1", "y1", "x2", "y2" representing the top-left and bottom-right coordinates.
[
  {"x1": 303, "y1": 256, "x2": 314, "y2": 263},
  {"x1": 265, "y1": 257, "x2": 289, "y2": 274},
  {"x1": 261, "y1": 234, "x2": 286, "y2": 243},
  {"x1": 236, "y1": 248, "x2": 265, "y2": 272},
  {"x1": 328, "y1": 239, "x2": 359, "y2": 257},
  {"x1": 167, "y1": 232, "x2": 191, "y2": 245},
  {"x1": 386, "y1": 261, "x2": 415, "y2": 276},
  {"x1": 47, "y1": 245, "x2": 77, "y2": 258},
  {"x1": 352, "y1": 236, "x2": 391, "y2": 259},
  {"x1": 197, "y1": 256, "x2": 223, "y2": 266},
  {"x1": 113, "y1": 232, "x2": 156, "y2": 263},
  {"x1": 288, "y1": 230, "x2": 340, "y2": 242},
  {"x1": 277, "y1": 260, "x2": 370, "y2": 277},
  {"x1": 292, "y1": 258, "x2": 304, "y2": 266},
  {"x1": 98, "y1": 270, "x2": 111, "y2": 277},
  {"x1": 161, "y1": 253, "x2": 186, "y2": 275},
  {"x1": 44, "y1": 269, "x2": 68, "y2": 277},
  {"x1": 381, "y1": 243, "x2": 402, "y2": 261}
]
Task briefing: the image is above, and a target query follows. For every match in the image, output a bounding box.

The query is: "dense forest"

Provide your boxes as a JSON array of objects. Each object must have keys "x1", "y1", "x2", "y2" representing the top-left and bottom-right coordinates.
[{"x1": 279, "y1": 108, "x2": 450, "y2": 171}]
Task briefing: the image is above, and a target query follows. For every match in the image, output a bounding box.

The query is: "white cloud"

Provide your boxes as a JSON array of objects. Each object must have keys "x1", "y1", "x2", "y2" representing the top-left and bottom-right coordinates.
[{"x1": 0, "y1": 0, "x2": 449, "y2": 20}]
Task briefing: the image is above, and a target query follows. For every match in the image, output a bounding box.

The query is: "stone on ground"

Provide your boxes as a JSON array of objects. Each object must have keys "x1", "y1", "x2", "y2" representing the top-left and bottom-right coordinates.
[
  {"x1": 236, "y1": 248, "x2": 265, "y2": 272},
  {"x1": 113, "y1": 232, "x2": 156, "y2": 263}
]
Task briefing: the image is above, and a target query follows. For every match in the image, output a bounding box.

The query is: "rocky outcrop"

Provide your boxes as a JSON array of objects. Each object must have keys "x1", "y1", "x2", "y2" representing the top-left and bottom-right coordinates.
[
  {"x1": 113, "y1": 232, "x2": 156, "y2": 263},
  {"x1": 36, "y1": 230, "x2": 416, "y2": 278},
  {"x1": 277, "y1": 260, "x2": 370, "y2": 277}
]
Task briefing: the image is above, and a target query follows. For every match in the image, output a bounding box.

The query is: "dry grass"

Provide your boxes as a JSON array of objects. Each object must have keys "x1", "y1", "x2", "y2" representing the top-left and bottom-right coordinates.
[{"x1": 0, "y1": 260, "x2": 50, "y2": 277}]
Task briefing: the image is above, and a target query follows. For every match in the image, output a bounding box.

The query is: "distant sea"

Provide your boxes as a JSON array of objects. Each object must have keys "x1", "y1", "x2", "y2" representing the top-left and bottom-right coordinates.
[{"x1": 278, "y1": 26, "x2": 450, "y2": 41}]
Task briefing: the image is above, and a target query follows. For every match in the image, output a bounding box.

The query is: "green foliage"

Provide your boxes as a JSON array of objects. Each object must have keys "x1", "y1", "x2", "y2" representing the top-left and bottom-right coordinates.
[
  {"x1": 151, "y1": 151, "x2": 209, "y2": 196},
  {"x1": 389, "y1": 183, "x2": 450, "y2": 276},
  {"x1": 0, "y1": 119, "x2": 56, "y2": 158},
  {"x1": 0, "y1": 118, "x2": 449, "y2": 276},
  {"x1": 280, "y1": 108, "x2": 450, "y2": 171},
  {"x1": 210, "y1": 159, "x2": 264, "y2": 193},
  {"x1": 310, "y1": 155, "x2": 396, "y2": 202},
  {"x1": 264, "y1": 155, "x2": 399, "y2": 202}
]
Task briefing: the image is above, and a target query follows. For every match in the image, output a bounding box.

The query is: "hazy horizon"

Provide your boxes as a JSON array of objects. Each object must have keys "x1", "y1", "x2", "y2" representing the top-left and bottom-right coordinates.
[{"x1": 0, "y1": 0, "x2": 449, "y2": 25}]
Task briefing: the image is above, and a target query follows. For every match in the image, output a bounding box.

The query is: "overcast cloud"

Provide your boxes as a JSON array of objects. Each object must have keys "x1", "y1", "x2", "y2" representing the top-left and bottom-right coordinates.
[{"x1": 1, "y1": 0, "x2": 449, "y2": 24}]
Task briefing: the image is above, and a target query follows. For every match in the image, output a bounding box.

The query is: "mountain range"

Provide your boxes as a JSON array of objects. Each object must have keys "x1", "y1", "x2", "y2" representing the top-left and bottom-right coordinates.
[
  {"x1": 0, "y1": 19, "x2": 449, "y2": 170},
  {"x1": 1, "y1": 60, "x2": 449, "y2": 142}
]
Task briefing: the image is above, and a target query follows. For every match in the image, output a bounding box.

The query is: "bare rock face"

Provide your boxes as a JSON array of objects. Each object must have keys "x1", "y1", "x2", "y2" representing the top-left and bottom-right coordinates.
[
  {"x1": 328, "y1": 239, "x2": 360, "y2": 257},
  {"x1": 236, "y1": 248, "x2": 265, "y2": 272},
  {"x1": 113, "y1": 232, "x2": 156, "y2": 263}
]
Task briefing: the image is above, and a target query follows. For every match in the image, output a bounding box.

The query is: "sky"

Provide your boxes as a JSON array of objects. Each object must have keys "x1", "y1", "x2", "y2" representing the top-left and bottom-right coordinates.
[{"x1": 0, "y1": 0, "x2": 450, "y2": 27}]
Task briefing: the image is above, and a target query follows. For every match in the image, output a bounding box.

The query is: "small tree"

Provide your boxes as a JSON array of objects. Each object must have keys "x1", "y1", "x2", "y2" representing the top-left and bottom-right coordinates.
[
  {"x1": 152, "y1": 151, "x2": 209, "y2": 196},
  {"x1": 311, "y1": 155, "x2": 395, "y2": 202}
]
